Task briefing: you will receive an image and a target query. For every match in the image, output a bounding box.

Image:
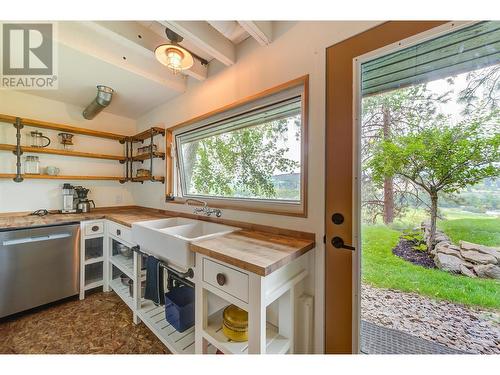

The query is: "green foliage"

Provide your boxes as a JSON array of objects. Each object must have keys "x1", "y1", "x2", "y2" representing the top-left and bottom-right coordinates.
[
  {"x1": 362, "y1": 223, "x2": 500, "y2": 309},
  {"x1": 186, "y1": 117, "x2": 300, "y2": 199},
  {"x1": 401, "y1": 229, "x2": 427, "y2": 252},
  {"x1": 369, "y1": 116, "x2": 500, "y2": 195}
]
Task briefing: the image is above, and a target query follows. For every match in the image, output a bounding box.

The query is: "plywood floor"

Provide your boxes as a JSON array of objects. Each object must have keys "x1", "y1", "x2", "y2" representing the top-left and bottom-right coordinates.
[{"x1": 0, "y1": 291, "x2": 169, "y2": 354}]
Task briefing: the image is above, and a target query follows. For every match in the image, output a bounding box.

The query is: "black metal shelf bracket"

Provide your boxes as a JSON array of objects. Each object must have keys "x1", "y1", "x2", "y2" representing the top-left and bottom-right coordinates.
[{"x1": 13, "y1": 117, "x2": 24, "y2": 183}]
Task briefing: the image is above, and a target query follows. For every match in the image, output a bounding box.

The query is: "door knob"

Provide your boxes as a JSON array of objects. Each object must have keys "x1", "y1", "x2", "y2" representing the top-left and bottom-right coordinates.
[{"x1": 331, "y1": 236, "x2": 355, "y2": 251}]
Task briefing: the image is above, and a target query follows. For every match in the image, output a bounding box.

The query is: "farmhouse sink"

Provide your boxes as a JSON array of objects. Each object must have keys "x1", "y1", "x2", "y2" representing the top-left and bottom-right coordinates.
[{"x1": 131, "y1": 218, "x2": 240, "y2": 269}]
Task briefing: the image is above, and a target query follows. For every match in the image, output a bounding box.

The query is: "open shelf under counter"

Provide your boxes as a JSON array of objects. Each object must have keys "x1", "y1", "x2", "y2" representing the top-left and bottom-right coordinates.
[
  {"x1": 109, "y1": 277, "x2": 134, "y2": 310},
  {"x1": 109, "y1": 254, "x2": 134, "y2": 279},
  {"x1": 84, "y1": 256, "x2": 104, "y2": 265},
  {"x1": 84, "y1": 280, "x2": 104, "y2": 291},
  {"x1": 203, "y1": 308, "x2": 290, "y2": 355},
  {"x1": 136, "y1": 300, "x2": 198, "y2": 354}
]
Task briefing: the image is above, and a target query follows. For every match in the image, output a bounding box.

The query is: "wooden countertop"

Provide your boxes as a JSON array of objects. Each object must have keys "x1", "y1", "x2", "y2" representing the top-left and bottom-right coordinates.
[
  {"x1": 190, "y1": 230, "x2": 315, "y2": 276},
  {"x1": 0, "y1": 207, "x2": 168, "y2": 230},
  {"x1": 0, "y1": 206, "x2": 316, "y2": 276}
]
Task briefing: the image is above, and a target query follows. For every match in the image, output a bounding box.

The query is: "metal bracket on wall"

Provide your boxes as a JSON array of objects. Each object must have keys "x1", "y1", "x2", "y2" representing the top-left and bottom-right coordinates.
[{"x1": 13, "y1": 117, "x2": 24, "y2": 183}]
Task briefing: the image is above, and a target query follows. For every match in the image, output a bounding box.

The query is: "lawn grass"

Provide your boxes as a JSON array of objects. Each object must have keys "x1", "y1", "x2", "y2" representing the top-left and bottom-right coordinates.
[
  {"x1": 438, "y1": 218, "x2": 500, "y2": 246},
  {"x1": 362, "y1": 221, "x2": 500, "y2": 309}
]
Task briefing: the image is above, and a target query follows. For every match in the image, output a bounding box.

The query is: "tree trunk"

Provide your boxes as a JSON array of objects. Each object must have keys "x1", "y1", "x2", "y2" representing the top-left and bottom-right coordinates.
[
  {"x1": 382, "y1": 105, "x2": 395, "y2": 224},
  {"x1": 428, "y1": 192, "x2": 439, "y2": 249}
]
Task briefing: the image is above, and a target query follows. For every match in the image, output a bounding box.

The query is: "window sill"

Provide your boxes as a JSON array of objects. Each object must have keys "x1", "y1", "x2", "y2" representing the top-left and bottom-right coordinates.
[{"x1": 166, "y1": 196, "x2": 307, "y2": 218}]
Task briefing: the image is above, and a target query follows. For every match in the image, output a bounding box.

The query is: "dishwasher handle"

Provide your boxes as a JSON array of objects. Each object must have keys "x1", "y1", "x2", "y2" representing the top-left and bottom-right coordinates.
[{"x1": 2, "y1": 233, "x2": 71, "y2": 246}]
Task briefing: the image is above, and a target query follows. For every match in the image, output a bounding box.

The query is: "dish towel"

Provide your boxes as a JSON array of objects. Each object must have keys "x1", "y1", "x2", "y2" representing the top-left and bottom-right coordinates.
[{"x1": 144, "y1": 256, "x2": 165, "y2": 305}]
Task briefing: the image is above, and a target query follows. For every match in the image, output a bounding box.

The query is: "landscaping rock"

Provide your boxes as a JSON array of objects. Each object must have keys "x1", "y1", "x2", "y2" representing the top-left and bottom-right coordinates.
[
  {"x1": 460, "y1": 249, "x2": 497, "y2": 265},
  {"x1": 436, "y1": 245, "x2": 463, "y2": 259},
  {"x1": 434, "y1": 253, "x2": 462, "y2": 273},
  {"x1": 361, "y1": 284, "x2": 500, "y2": 354},
  {"x1": 460, "y1": 264, "x2": 476, "y2": 278},
  {"x1": 473, "y1": 264, "x2": 500, "y2": 280},
  {"x1": 460, "y1": 241, "x2": 500, "y2": 262}
]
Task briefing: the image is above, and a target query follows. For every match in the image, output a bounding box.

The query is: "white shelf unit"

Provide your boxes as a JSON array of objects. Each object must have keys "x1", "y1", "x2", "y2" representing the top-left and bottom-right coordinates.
[
  {"x1": 203, "y1": 308, "x2": 290, "y2": 354},
  {"x1": 80, "y1": 220, "x2": 107, "y2": 300},
  {"x1": 109, "y1": 277, "x2": 134, "y2": 310},
  {"x1": 109, "y1": 253, "x2": 134, "y2": 279},
  {"x1": 195, "y1": 254, "x2": 307, "y2": 354},
  {"x1": 136, "y1": 300, "x2": 198, "y2": 354},
  {"x1": 105, "y1": 226, "x2": 200, "y2": 354}
]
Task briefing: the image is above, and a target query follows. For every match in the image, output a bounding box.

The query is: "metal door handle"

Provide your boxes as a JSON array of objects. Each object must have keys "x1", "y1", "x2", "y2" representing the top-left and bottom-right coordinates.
[
  {"x1": 3, "y1": 233, "x2": 71, "y2": 246},
  {"x1": 331, "y1": 236, "x2": 355, "y2": 251}
]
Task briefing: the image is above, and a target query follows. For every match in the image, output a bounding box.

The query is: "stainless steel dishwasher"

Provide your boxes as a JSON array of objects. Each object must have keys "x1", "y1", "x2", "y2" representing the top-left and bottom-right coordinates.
[{"x1": 0, "y1": 223, "x2": 80, "y2": 318}]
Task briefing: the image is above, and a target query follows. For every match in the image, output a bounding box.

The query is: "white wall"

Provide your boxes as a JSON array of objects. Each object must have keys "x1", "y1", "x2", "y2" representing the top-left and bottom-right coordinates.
[
  {"x1": 0, "y1": 90, "x2": 136, "y2": 212},
  {"x1": 132, "y1": 21, "x2": 381, "y2": 352}
]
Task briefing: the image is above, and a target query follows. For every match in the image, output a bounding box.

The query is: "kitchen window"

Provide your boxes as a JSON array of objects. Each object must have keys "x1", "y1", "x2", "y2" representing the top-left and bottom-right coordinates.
[{"x1": 167, "y1": 76, "x2": 308, "y2": 217}]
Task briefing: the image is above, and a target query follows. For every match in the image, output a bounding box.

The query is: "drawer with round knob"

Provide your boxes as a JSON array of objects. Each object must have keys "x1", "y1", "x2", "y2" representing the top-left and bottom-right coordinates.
[
  {"x1": 202, "y1": 258, "x2": 249, "y2": 303},
  {"x1": 84, "y1": 221, "x2": 104, "y2": 236}
]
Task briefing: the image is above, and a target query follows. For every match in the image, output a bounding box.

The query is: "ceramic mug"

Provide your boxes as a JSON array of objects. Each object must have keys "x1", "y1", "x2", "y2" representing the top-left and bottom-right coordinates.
[{"x1": 45, "y1": 166, "x2": 60, "y2": 176}]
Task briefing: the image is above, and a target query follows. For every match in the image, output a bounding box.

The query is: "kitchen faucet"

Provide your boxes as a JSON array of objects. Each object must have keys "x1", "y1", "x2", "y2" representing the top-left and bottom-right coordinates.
[{"x1": 185, "y1": 198, "x2": 222, "y2": 217}]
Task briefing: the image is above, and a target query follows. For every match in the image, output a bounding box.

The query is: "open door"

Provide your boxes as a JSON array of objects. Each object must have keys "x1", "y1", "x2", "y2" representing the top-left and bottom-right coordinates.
[{"x1": 324, "y1": 21, "x2": 447, "y2": 353}]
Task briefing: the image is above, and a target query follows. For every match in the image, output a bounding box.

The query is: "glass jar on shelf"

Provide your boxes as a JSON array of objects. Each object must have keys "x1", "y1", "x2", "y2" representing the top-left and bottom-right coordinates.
[{"x1": 24, "y1": 156, "x2": 40, "y2": 174}]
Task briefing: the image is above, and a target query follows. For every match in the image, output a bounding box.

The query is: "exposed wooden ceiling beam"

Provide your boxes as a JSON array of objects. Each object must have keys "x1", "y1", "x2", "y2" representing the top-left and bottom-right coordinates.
[
  {"x1": 161, "y1": 21, "x2": 236, "y2": 66},
  {"x1": 238, "y1": 21, "x2": 273, "y2": 46},
  {"x1": 55, "y1": 22, "x2": 186, "y2": 92},
  {"x1": 91, "y1": 21, "x2": 207, "y2": 81}
]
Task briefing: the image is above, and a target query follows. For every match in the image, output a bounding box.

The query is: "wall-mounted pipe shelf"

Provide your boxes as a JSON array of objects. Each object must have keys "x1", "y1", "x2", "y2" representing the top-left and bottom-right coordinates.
[
  {"x1": 0, "y1": 173, "x2": 123, "y2": 181},
  {"x1": 131, "y1": 127, "x2": 165, "y2": 143},
  {"x1": 131, "y1": 151, "x2": 165, "y2": 162},
  {"x1": 0, "y1": 115, "x2": 166, "y2": 184},
  {"x1": 0, "y1": 114, "x2": 127, "y2": 142},
  {"x1": 0, "y1": 144, "x2": 126, "y2": 162}
]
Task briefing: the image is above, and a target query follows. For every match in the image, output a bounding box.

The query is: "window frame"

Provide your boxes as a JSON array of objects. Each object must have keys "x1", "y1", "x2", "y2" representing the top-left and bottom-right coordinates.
[{"x1": 165, "y1": 75, "x2": 309, "y2": 217}]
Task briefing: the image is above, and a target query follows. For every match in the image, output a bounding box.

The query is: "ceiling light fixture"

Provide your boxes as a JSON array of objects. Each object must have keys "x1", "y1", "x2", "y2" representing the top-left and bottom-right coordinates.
[{"x1": 155, "y1": 28, "x2": 194, "y2": 75}]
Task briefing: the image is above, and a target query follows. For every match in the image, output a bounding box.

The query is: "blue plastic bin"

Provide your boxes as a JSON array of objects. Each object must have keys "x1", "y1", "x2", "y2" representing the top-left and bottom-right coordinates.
[{"x1": 164, "y1": 286, "x2": 195, "y2": 332}]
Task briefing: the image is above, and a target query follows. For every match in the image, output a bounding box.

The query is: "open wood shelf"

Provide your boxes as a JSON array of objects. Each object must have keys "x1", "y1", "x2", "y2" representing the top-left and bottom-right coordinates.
[
  {"x1": 1, "y1": 113, "x2": 166, "y2": 183},
  {"x1": 131, "y1": 151, "x2": 165, "y2": 162},
  {"x1": 0, "y1": 114, "x2": 127, "y2": 141},
  {"x1": 0, "y1": 143, "x2": 126, "y2": 162},
  {"x1": 131, "y1": 127, "x2": 165, "y2": 142},
  {"x1": 130, "y1": 176, "x2": 165, "y2": 183},
  {"x1": 0, "y1": 173, "x2": 123, "y2": 181}
]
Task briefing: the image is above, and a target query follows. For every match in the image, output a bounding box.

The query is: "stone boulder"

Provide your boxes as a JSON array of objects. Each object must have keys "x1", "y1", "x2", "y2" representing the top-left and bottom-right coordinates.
[
  {"x1": 460, "y1": 241, "x2": 500, "y2": 262},
  {"x1": 473, "y1": 264, "x2": 500, "y2": 280},
  {"x1": 434, "y1": 253, "x2": 463, "y2": 273},
  {"x1": 436, "y1": 243, "x2": 463, "y2": 259},
  {"x1": 460, "y1": 250, "x2": 497, "y2": 265},
  {"x1": 460, "y1": 264, "x2": 476, "y2": 278}
]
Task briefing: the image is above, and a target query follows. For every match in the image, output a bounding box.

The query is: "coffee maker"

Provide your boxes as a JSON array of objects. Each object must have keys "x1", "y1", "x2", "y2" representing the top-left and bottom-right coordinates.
[
  {"x1": 61, "y1": 183, "x2": 76, "y2": 213},
  {"x1": 74, "y1": 186, "x2": 95, "y2": 213}
]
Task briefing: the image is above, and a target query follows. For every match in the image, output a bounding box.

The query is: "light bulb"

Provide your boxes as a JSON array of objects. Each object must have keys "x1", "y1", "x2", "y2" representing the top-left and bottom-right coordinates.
[{"x1": 166, "y1": 48, "x2": 184, "y2": 74}]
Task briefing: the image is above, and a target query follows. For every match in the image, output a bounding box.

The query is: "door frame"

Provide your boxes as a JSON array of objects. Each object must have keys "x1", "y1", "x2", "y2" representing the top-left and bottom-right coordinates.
[
  {"x1": 350, "y1": 20, "x2": 476, "y2": 353},
  {"x1": 324, "y1": 21, "x2": 449, "y2": 354}
]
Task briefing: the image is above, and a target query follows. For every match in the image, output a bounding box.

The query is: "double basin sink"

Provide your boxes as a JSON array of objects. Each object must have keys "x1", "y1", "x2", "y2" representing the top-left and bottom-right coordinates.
[{"x1": 131, "y1": 217, "x2": 239, "y2": 270}]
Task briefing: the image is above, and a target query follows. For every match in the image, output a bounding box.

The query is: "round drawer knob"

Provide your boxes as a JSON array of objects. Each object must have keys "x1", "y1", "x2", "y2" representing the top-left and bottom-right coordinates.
[
  {"x1": 91, "y1": 225, "x2": 99, "y2": 232},
  {"x1": 216, "y1": 273, "x2": 226, "y2": 286}
]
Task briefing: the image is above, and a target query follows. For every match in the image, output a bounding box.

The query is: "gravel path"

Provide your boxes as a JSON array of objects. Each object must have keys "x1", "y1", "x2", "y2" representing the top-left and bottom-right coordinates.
[{"x1": 361, "y1": 284, "x2": 500, "y2": 354}]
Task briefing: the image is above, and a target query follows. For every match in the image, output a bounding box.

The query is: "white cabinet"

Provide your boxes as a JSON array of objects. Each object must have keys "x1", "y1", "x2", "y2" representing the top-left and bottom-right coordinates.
[
  {"x1": 79, "y1": 220, "x2": 107, "y2": 300},
  {"x1": 195, "y1": 254, "x2": 307, "y2": 354}
]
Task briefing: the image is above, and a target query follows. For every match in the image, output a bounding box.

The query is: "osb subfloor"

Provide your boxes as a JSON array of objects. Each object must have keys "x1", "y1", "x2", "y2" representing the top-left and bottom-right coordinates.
[{"x1": 0, "y1": 291, "x2": 169, "y2": 354}]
